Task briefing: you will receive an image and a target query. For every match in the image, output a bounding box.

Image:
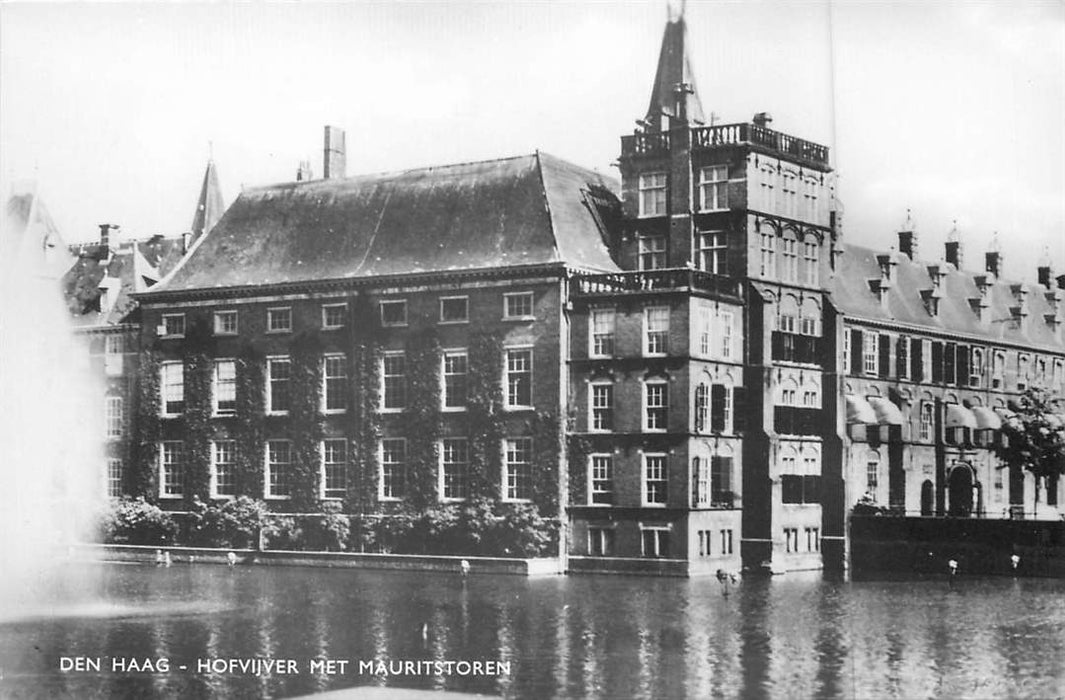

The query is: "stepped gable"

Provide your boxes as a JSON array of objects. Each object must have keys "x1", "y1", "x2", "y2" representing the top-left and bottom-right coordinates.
[{"x1": 149, "y1": 152, "x2": 620, "y2": 294}]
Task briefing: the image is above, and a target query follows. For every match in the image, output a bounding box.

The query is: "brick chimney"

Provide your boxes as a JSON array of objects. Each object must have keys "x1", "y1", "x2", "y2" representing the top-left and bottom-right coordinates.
[
  {"x1": 897, "y1": 209, "x2": 917, "y2": 260},
  {"x1": 944, "y1": 220, "x2": 962, "y2": 269},
  {"x1": 99, "y1": 223, "x2": 118, "y2": 249},
  {"x1": 985, "y1": 234, "x2": 1004, "y2": 279},
  {"x1": 1037, "y1": 248, "x2": 1054, "y2": 288},
  {"x1": 323, "y1": 126, "x2": 346, "y2": 180}
]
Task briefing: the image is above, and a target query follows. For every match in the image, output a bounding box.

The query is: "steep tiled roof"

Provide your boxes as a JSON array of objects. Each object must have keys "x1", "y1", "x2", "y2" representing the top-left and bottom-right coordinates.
[
  {"x1": 149, "y1": 153, "x2": 620, "y2": 294},
  {"x1": 190, "y1": 159, "x2": 224, "y2": 244},
  {"x1": 645, "y1": 16, "x2": 705, "y2": 126},
  {"x1": 832, "y1": 242, "x2": 1065, "y2": 351}
]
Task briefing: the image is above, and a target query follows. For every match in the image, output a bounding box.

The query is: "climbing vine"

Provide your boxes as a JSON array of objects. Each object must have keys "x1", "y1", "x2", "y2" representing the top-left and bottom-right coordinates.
[
  {"x1": 181, "y1": 318, "x2": 215, "y2": 506},
  {"x1": 290, "y1": 331, "x2": 325, "y2": 508},
  {"x1": 467, "y1": 331, "x2": 505, "y2": 500},
  {"x1": 235, "y1": 342, "x2": 265, "y2": 499},
  {"x1": 131, "y1": 349, "x2": 161, "y2": 501},
  {"x1": 346, "y1": 295, "x2": 382, "y2": 514},
  {"x1": 400, "y1": 329, "x2": 442, "y2": 509}
]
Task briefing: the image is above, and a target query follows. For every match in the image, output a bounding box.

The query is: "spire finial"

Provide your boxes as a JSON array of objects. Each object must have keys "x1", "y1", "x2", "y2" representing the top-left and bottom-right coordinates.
[
  {"x1": 947, "y1": 219, "x2": 960, "y2": 243},
  {"x1": 208, "y1": 140, "x2": 214, "y2": 161},
  {"x1": 902, "y1": 208, "x2": 914, "y2": 231},
  {"x1": 989, "y1": 232, "x2": 1001, "y2": 252}
]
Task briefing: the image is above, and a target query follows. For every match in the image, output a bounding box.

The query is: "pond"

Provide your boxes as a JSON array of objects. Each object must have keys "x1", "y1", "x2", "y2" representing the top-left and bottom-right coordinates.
[{"x1": 1, "y1": 563, "x2": 1063, "y2": 698}]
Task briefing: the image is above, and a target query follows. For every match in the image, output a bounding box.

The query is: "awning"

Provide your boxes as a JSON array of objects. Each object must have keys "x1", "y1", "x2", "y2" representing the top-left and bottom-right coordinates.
[
  {"x1": 945, "y1": 404, "x2": 978, "y2": 429},
  {"x1": 867, "y1": 397, "x2": 904, "y2": 425},
  {"x1": 971, "y1": 407, "x2": 1002, "y2": 430},
  {"x1": 846, "y1": 395, "x2": 877, "y2": 424}
]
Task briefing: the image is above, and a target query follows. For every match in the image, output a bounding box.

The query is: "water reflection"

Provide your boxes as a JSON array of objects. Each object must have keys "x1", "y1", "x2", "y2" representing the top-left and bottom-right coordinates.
[{"x1": 2, "y1": 564, "x2": 1064, "y2": 699}]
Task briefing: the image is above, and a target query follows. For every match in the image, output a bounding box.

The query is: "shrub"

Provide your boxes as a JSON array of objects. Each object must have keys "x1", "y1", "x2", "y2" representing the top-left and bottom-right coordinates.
[
  {"x1": 300, "y1": 502, "x2": 350, "y2": 551},
  {"x1": 187, "y1": 496, "x2": 268, "y2": 549},
  {"x1": 100, "y1": 497, "x2": 179, "y2": 545},
  {"x1": 262, "y1": 515, "x2": 300, "y2": 550}
]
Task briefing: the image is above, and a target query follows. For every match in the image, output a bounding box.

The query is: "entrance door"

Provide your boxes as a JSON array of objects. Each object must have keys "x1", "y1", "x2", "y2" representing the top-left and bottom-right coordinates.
[
  {"x1": 920, "y1": 480, "x2": 934, "y2": 516},
  {"x1": 948, "y1": 466, "x2": 974, "y2": 517}
]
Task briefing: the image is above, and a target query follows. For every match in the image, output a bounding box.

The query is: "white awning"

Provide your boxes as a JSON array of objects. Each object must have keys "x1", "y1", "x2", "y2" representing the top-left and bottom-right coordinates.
[
  {"x1": 945, "y1": 404, "x2": 978, "y2": 429},
  {"x1": 867, "y1": 397, "x2": 904, "y2": 426},
  {"x1": 846, "y1": 395, "x2": 877, "y2": 424},
  {"x1": 971, "y1": 407, "x2": 1002, "y2": 430}
]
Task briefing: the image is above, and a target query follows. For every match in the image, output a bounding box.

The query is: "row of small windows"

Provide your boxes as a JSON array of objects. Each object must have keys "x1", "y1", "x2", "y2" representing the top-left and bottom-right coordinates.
[
  {"x1": 588, "y1": 381, "x2": 739, "y2": 434},
  {"x1": 636, "y1": 231, "x2": 728, "y2": 275},
  {"x1": 159, "y1": 348, "x2": 534, "y2": 417},
  {"x1": 845, "y1": 330, "x2": 1065, "y2": 391},
  {"x1": 759, "y1": 228, "x2": 820, "y2": 285},
  {"x1": 587, "y1": 453, "x2": 733, "y2": 508},
  {"x1": 152, "y1": 437, "x2": 535, "y2": 502},
  {"x1": 637, "y1": 167, "x2": 729, "y2": 218},
  {"x1": 783, "y1": 527, "x2": 821, "y2": 554},
  {"x1": 157, "y1": 293, "x2": 536, "y2": 338},
  {"x1": 588, "y1": 306, "x2": 735, "y2": 360}
]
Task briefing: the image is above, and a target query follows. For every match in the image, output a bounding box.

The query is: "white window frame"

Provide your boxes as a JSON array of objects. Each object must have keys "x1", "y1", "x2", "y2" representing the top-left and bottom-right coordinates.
[
  {"x1": 321, "y1": 303, "x2": 347, "y2": 330},
  {"x1": 213, "y1": 359, "x2": 237, "y2": 416},
  {"x1": 644, "y1": 306, "x2": 669, "y2": 356},
  {"x1": 638, "y1": 235, "x2": 667, "y2": 270},
  {"x1": 160, "y1": 361, "x2": 184, "y2": 417},
  {"x1": 503, "y1": 292, "x2": 534, "y2": 320},
  {"x1": 697, "y1": 305, "x2": 712, "y2": 357},
  {"x1": 698, "y1": 165, "x2": 729, "y2": 212},
  {"x1": 159, "y1": 441, "x2": 184, "y2": 499},
  {"x1": 266, "y1": 356, "x2": 291, "y2": 415},
  {"x1": 106, "y1": 458, "x2": 123, "y2": 499},
  {"x1": 439, "y1": 296, "x2": 469, "y2": 325},
  {"x1": 640, "y1": 526, "x2": 670, "y2": 558},
  {"x1": 265, "y1": 439, "x2": 293, "y2": 500},
  {"x1": 441, "y1": 349, "x2": 468, "y2": 411},
  {"x1": 321, "y1": 438, "x2": 347, "y2": 500},
  {"x1": 644, "y1": 379, "x2": 668, "y2": 432},
  {"x1": 266, "y1": 307, "x2": 292, "y2": 334},
  {"x1": 697, "y1": 230, "x2": 727, "y2": 274},
  {"x1": 759, "y1": 231, "x2": 776, "y2": 278},
  {"x1": 439, "y1": 437, "x2": 470, "y2": 502},
  {"x1": 590, "y1": 381, "x2": 613, "y2": 432},
  {"x1": 862, "y1": 332, "x2": 879, "y2": 376},
  {"x1": 379, "y1": 299, "x2": 408, "y2": 327},
  {"x1": 504, "y1": 347, "x2": 534, "y2": 410},
  {"x1": 104, "y1": 334, "x2": 124, "y2": 375},
  {"x1": 161, "y1": 313, "x2": 185, "y2": 338},
  {"x1": 322, "y1": 353, "x2": 348, "y2": 414},
  {"x1": 590, "y1": 308, "x2": 616, "y2": 358},
  {"x1": 638, "y1": 172, "x2": 667, "y2": 217},
  {"x1": 211, "y1": 440, "x2": 236, "y2": 499},
  {"x1": 381, "y1": 351, "x2": 407, "y2": 412},
  {"x1": 588, "y1": 527, "x2": 615, "y2": 556},
  {"x1": 919, "y1": 402, "x2": 934, "y2": 442},
  {"x1": 105, "y1": 395, "x2": 123, "y2": 439},
  {"x1": 588, "y1": 454, "x2": 613, "y2": 506},
  {"x1": 719, "y1": 311, "x2": 734, "y2": 360},
  {"x1": 213, "y1": 310, "x2": 238, "y2": 336},
  {"x1": 803, "y1": 239, "x2": 820, "y2": 286},
  {"x1": 379, "y1": 438, "x2": 407, "y2": 501},
  {"x1": 504, "y1": 437, "x2": 533, "y2": 502}
]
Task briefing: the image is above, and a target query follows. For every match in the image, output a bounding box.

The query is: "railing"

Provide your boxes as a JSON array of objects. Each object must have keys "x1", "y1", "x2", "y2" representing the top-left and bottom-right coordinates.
[
  {"x1": 620, "y1": 131, "x2": 671, "y2": 157},
  {"x1": 694, "y1": 123, "x2": 831, "y2": 168},
  {"x1": 572, "y1": 268, "x2": 741, "y2": 298}
]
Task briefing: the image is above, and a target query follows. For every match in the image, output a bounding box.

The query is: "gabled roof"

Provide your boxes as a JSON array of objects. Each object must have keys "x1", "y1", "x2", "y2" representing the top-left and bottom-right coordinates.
[
  {"x1": 148, "y1": 152, "x2": 620, "y2": 294},
  {"x1": 190, "y1": 159, "x2": 224, "y2": 245},
  {"x1": 832, "y1": 242, "x2": 1065, "y2": 352},
  {"x1": 645, "y1": 15, "x2": 705, "y2": 126},
  {"x1": 3, "y1": 186, "x2": 72, "y2": 279}
]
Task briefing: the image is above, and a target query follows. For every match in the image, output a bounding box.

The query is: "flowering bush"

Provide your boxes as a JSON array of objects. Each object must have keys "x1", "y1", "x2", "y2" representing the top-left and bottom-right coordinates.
[{"x1": 100, "y1": 497, "x2": 179, "y2": 545}]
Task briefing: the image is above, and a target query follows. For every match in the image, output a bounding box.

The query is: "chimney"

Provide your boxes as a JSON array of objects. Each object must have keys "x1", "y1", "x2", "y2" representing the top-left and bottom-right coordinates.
[
  {"x1": 323, "y1": 126, "x2": 346, "y2": 180},
  {"x1": 944, "y1": 220, "x2": 962, "y2": 269},
  {"x1": 297, "y1": 160, "x2": 314, "y2": 182},
  {"x1": 99, "y1": 223, "x2": 118, "y2": 249},
  {"x1": 753, "y1": 112, "x2": 773, "y2": 128},
  {"x1": 985, "y1": 233, "x2": 1003, "y2": 279},
  {"x1": 1037, "y1": 248, "x2": 1053, "y2": 288},
  {"x1": 897, "y1": 209, "x2": 916, "y2": 260}
]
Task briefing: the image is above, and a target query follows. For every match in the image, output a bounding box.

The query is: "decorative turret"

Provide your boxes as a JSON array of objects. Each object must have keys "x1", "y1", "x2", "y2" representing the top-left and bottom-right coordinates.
[
  {"x1": 944, "y1": 220, "x2": 962, "y2": 269},
  {"x1": 190, "y1": 159, "x2": 224, "y2": 248},
  {"x1": 985, "y1": 233, "x2": 1004, "y2": 279},
  {"x1": 643, "y1": 7, "x2": 705, "y2": 131},
  {"x1": 897, "y1": 209, "x2": 917, "y2": 260}
]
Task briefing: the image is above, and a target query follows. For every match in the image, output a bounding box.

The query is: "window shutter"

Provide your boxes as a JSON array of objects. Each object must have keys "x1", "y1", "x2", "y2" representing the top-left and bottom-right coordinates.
[
  {"x1": 731, "y1": 386, "x2": 746, "y2": 432},
  {"x1": 911, "y1": 339, "x2": 923, "y2": 382},
  {"x1": 710, "y1": 384, "x2": 726, "y2": 432},
  {"x1": 956, "y1": 344, "x2": 969, "y2": 386},
  {"x1": 931, "y1": 342, "x2": 943, "y2": 383},
  {"x1": 850, "y1": 329, "x2": 863, "y2": 375},
  {"x1": 944, "y1": 343, "x2": 956, "y2": 385},
  {"x1": 803, "y1": 475, "x2": 821, "y2": 504},
  {"x1": 878, "y1": 334, "x2": 890, "y2": 378},
  {"x1": 896, "y1": 336, "x2": 908, "y2": 377}
]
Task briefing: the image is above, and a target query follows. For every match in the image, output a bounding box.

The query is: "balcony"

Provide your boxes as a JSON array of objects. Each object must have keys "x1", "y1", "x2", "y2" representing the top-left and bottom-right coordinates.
[
  {"x1": 771, "y1": 332, "x2": 823, "y2": 365},
  {"x1": 774, "y1": 407, "x2": 822, "y2": 436},
  {"x1": 620, "y1": 123, "x2": 830, "y2": 170},
  {"x1": 620, "y1": 131, "x2": 671, "y2": 158},
  {"x1": 572, "y1": 268, "x2": 741, "y2": 299}
]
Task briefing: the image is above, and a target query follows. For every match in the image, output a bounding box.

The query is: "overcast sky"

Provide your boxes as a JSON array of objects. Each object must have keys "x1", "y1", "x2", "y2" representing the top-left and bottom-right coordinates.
[{"x1": 1, "y1": 1, "x2": 1062, "y2": 282}]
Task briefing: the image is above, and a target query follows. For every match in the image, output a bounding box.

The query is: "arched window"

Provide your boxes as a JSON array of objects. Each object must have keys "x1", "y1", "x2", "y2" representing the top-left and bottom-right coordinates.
[
  {"x1": 779, "y1": 230, "x2": 799, "y2": 282},
  {"x1": 919, "y1": 402, "x2": 934, "y2": 442},
  {"x1": 865, "y1": 451, "x2": 881, "y2": 501},
  {"x1": 694, "y1": 382, "x2": 709, "y2": 433},
  {"x1": 759, "y1": 223, "x2": 776, "y2": 278},
  {"x1": 802, "y1": 235, "x2": 820, "y2": 286}
]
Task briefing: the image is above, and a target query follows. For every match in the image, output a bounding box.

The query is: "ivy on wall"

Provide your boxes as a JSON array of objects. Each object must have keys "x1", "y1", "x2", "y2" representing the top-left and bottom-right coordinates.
[
  {"x1": 181, "y1": 318, "x2": 215, "y2": 506},
  {"x1": 235, "y1": 342, "x2": 265, "y2": 499},
  {"x1": 467, "y1": 331, "x2": 505, "y2": 500},
  {"x1": 400, "y1": 329, "x2": 443, "y2": 509},
  {"x1": 347, "y1": 295, "x2": 382, "y2": 514},
  {"x1": 131, "y1": 349, "x2": 161, "y2": 500},
  {"x1": 290, "y1": 331, "x2": 325, "y2": 509}
]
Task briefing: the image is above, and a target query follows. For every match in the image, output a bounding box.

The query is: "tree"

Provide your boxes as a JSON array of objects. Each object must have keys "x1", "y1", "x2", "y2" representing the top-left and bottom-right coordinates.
[{"x1": 994, "y1": 388, "x2": 1065, "y2": 513}]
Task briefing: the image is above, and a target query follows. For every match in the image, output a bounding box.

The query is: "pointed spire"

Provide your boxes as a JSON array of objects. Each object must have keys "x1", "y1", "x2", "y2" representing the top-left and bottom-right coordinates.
[
  {"x1": 190, "y1": 159, "x2": 224, "y2": 245},
  {"x1": 644, "y1": 11, "x2": 705, "y2": 128}
]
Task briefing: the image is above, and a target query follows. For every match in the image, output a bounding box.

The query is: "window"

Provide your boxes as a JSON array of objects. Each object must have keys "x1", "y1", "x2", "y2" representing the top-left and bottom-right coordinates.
[
  {"x1": 380, "y1": 438, "x2": 406, "y2": 500},
  {"x1": 719, "y1": 311, "x2": 734, "y2": 359},
  {"x1": 104, "y1": 334, "x2": 124, "y2": 375},
  {"x1": 266, "y1": 440, "x2": 292, "y2": 499},
  {"x1": 589, "y1": 455, "x2": 613, "y2": 505},
  {"x1": 970, "y1": 349, "x2": 984, "y2": 387},
  {"x1": 720, "y1": 529, "x2": 733, "y2": 555},
  {"x1": 779, "y1": 236, "x2": 799, "y2": 282},
  {"x1": 382, "y1": 353, "x2": 407, "y2": 410},
  {"x1": 588, "y1": 528, "x2": 615, "y2": 556},
  {"x1": 638, "y1": 172, "x2": 667, "y2": 217},
  {"x1": 760, "y1": 231, "x2": 776, "y2": 278},
  {"x1": 802, "y1": 389, "x2": 819, "y2": 408},
  {"x1": 696, "y1": 230, "x2": 728, "y2": 274},
  {"x1": 799, "y1": 315, "x2": 818, "y2": 337},
  {"x1": 711, "y1": 456, "x2": 732, "y2": 506},
  {"x1": 160, "y1": 441, "x2": 184, "y2": 498},
  {"x1": 590, "y1": 308, "x2": 615, "y2": 357},
  {"x1": 644, "y1": 381, "x2": 668, "y2": 431},
  {"x1": 322, "y1": 439, "x2": 347, "y2": 500},
  {"x1": 896, "y1": 336, "x2": 910, "y2": 379},
  {"x1": 694, "y1": 383, "x2": 709, "y2": 432},
  {"x1": 919, "y1": 402, "x2": 934, "y2": 442},
  {"x1": 105, "y1": 396, "x2": 123, "y2": 439},
  {"x1": 711, "y1": 384, "x2": 732, "y2": 432},
  {"x1": 162, "y1": 314, "x2": 185, "y2": 337},
  {"x1": 698, "y1": 165, "x2": 728, "y2": 211},
  {"x1": 1018, "y1": 355, "x2": 1030, "y2": 391},
  {"x1": 641, "y1": 528, "x2": 670, "y2": 558},
  {"x1": 267, "y1": 307, "x2": 292, "y2": 333},
  {"x1": 213, "y1": 310, "x2": 238, "y2": 335},
  {"x1": 638, "y1": 235, "x2": 667, "y2": 270},
  {"x1": 692, "y1": 457, "x2": 709, "y2": 506},
  {"x1": 504, "y1": 292, "x2": 534, "y2": 320},
  {"x1": 160, "y1": 362, "x2": 184, "y2": 416},
  {"x1": 994, "y1": 468, "x2": 1004, "y2": 503},
  {"x1": 806, "y1": 527, "x2": 820, "y2": 552},
  {"x1": 212, "y1": 360, "x2": 237, "y2": 415},
  {"x1": 778, "y1": 314, "x2": 797, "y2": 333},
  {"x1": 106, "y1": 458, "x2": 123, "y2": 498},
  {"x1": 267, "y1": 357, "x2": 291, "y2": 414},
  {"x1": 803, "y1": 240, "x2": 820, "y2": 286},
  {"x1": 505, "y1": 437, "x2": 533, "y2": 501},
  {"x1": 645, "y1": 306, "x2": 669, "y2": 355},
  {"x1": 591, "y1": 382, "x2": 614, "y2": 431},
  {"x1": 784, "y1": 528, "x2": 800, "y2": 553},
  {"x1": 212, "y1": 440, "x2": 236, "y2": 498},
  {"x1": 440, "y1": 351, "x2": 468, "y2": 410},
  {"x1": 322, "y1": 304, "x2": 346, "y2": 329},
  {"x1": 505, "y1": 348, "x2": 533, "y2": 409},
  {"x1": 644, "y1": 454, "x2": 668, "y2": 506},
  {"x1": 992, "y1": 351, "x2": 1005, "y2": 388},
  {"x1": 380, "y1": 300, "x2": 407, "y2": 327},
  {"x1": 439, "y1": 296, "x2": 469, "y2": 324},
  {"x1": 697, "y1": 306, "x2": 712, "y2": 356},
  {"x1": 866, "y1": 457, "x2": 880, "y2": 498},
  {"x1": 323, "y1": 355, "x2": 348, "y2": 412},
  {"x1": 862, "y1": 332, "x2": 878, "y2": 376},
  {"x1": 441, "y1": 438, "x2": 469, "y2": 501}
]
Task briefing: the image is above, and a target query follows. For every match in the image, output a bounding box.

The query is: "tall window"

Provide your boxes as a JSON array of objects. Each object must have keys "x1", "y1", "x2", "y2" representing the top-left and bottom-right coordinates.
[
  {"x1": 160, "y1": 362, "x2": 184, "y2": 416},
  {"x1": 380, "y1": 438, "x2": 406, "y2": 500},
  {"x1": 644, "y1": 454, "x2": 668, "y2": 506},
  {"x1": 590, "y1": 309, "x2": 615, "y2": 357},
  {"x1": 1018, "y1": 356, "x2": 1030, "y2": 391},
  {"x1": 780, "y1": 236, "x2": 799, "y2": 282},
  {"x1": 212, "y1": 440, "x2": 236, "y2": 498},
  {"x1": 719, "y1": 311, "x2": 734, "y2": 359},
  {"x1": 992, "y1": 351, "x2": 1005, "y2": 388},
  {"x1": 638, "y1": 172, "x2": 667, "y2": 217},
  {"x1": 321, "y1": 439, "x2": 347, "y2": 500},
  {"x1": 694, "y1": 383, "x2": 709, "y2": 432},
  {"x1": 919, "y1": 402, "x2": 934, "y2": 442},
  {"x1": 760, "y1": 231, "x2": 776, "y2": 278},
  {"x1": 104, "y1": 334, "x2": 124, "y2": 375},
  {"x1": 865, "y1": 454, "x2": 880, "y2": 499},
  {"x1": 645, "y1": 306, "x2": 669, "y2": 356},
  {"x1": 711, "y1": 384, "x2": 732, "y2": 432},
  {"x1": 323, "y1": 355, "x2": 348, "y2": 412},
  {"x1": 382, "y1": 353, "x2": 407, "y2": 410},
  {"x1": 266, "y1": 440, "x2": 292, "y2": 499},
  {"x1": 697, "y1": 306, "x2": 712, "y2": 356},
  {"x1": 692, "y1": 457, "x2": 709, "y2": 506},
  {"x1": 970, "y1": 349, "x2": 984, "y2": 387},
  {"x1": 214, "y1": 360, "x2": 236, "y2": 415},
  {"x1": 160, "y1": 441, "x2": 184, "y2": 498},
  {"x1": 591, "y1": 382, "x2": 614, "y2": 431},
  {"x1": 589, "y1": 455, "x2": 613, "y2": 505},
  {"x1": 267, "y1": 357, "x2": 291, "y2": 414},
  {"x1": 698, "y1": 165, "x2": 728, "y2": 211},
  {"x1": 267, "y1": 307, "x2": 292, "y2": 333},
  {"x1": 105, "y1": 396, "x2": 123, "y2": 438},
  {"x1": 505, "y1": 437, "x2": 533, "y2": 501},
  {"x1": 862, "y1": 333, "x2": 878, "y2": 376},
  {"x1": 697, "y1": 231, "x2": 728, "y2": 274},
  {"x1": 442, "y1": 351, "x2": 468, "y2": 409},
  {"x1": 803, "y1": 240, "x2": 819, "y2": 286},
  {"x1": 106, "y1": 458, "x2": 123, "y2": 498},
  {"x1": 711, "y1": 456, "x2": 733, "y2": 506},
  {"x1": 214, "y1": 310, "x2": 238, "y2": 335},
  {"x1": 645, "y1": 381, "x2": 668, "y2": 431},
  {"x1": 505, "y1": 349, "x2": 533, "y2": 408},
  {"x1": 638, "y1": 235, "x2": 667, "y2": 270},
  {"x1": 441, "y1": 438, "x2": 469, "y2": 500}
]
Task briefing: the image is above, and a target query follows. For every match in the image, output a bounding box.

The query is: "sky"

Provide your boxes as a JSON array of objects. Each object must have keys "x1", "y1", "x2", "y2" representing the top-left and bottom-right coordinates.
[{"x1": 1, "y1": 0, "x2": 1062, "y2": 282}]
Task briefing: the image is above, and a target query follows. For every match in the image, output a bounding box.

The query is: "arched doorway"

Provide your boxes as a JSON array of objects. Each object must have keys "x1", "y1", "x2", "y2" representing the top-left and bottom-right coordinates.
[
  {"x1": 920, "y1": 480, "x2": 934, "y2": 516},
  {"x1": 948, "y1": 466, "x2": 974, "y2": 517}
]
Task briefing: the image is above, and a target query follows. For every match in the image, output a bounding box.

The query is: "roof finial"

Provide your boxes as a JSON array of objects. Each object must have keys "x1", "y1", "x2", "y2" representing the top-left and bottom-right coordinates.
[
  {"x1": 1038, "y1": 245, "x2": 1052, "y2": 267},
  {"x1": 208, "y1": 140, "x2": 214, "y2": 161},
  {"x1": 989, "y1": 232, "x2": 1001, "y2": 252},
  {"x1": 947, "y1": 219, "x2": 960, "y2": 243},
  {"x1": 901, "y1": 208, "x2": 914, "y2": 231}
]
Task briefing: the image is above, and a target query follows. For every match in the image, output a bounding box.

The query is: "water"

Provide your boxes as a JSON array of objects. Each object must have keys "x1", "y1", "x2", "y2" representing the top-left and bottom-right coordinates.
[{"x1": 2, "y1": 564, "x2": 1063, "y2": 699}]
